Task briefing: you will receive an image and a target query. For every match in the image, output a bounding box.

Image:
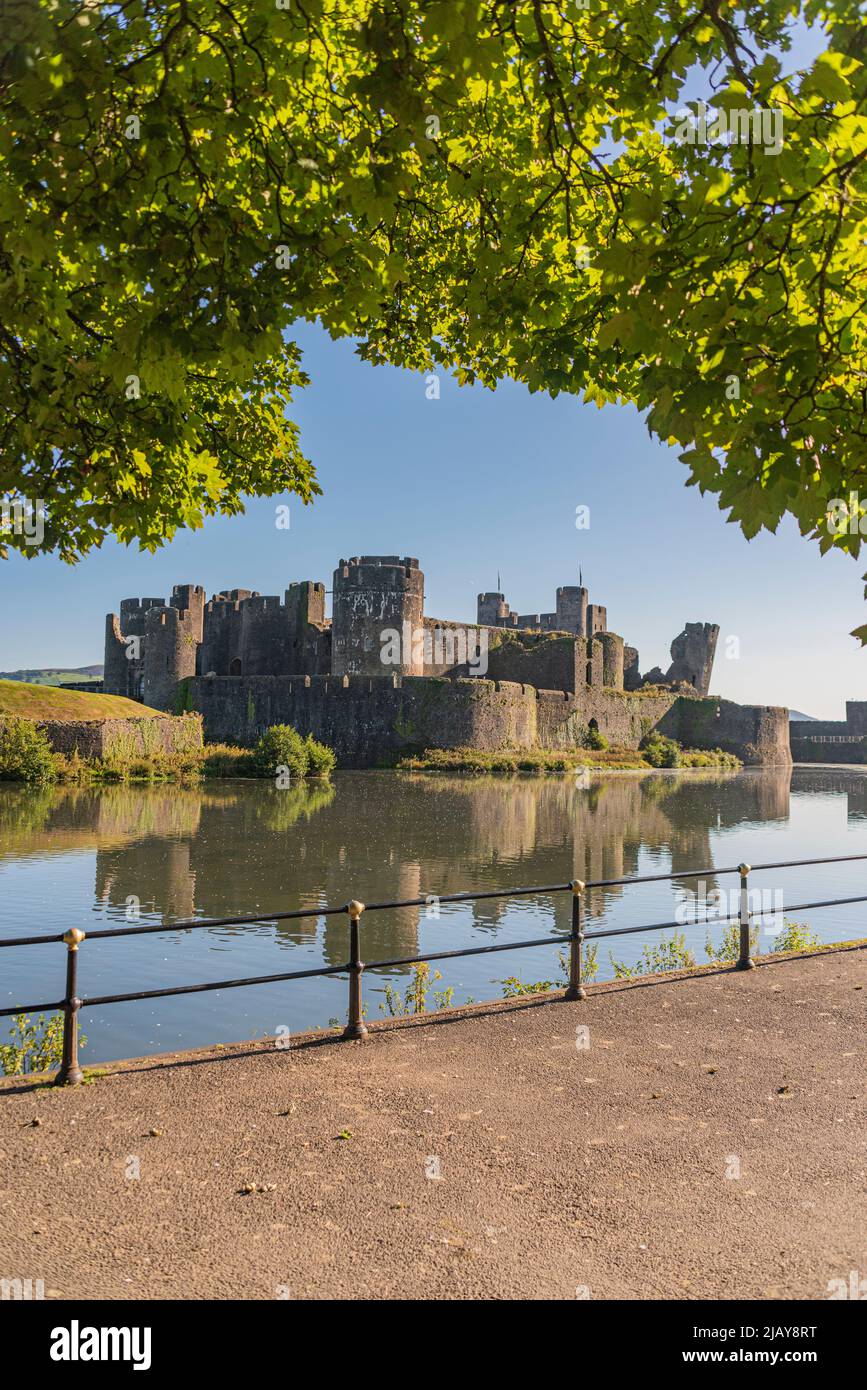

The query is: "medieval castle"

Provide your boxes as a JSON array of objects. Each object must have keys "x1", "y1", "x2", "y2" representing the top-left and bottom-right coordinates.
[{"x1": 103, "y1": 556, "x2": 790, "y2": 766}]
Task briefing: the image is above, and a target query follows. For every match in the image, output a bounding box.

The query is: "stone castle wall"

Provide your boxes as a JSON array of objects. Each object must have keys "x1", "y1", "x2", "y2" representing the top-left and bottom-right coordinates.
[
  {"x1": 189, "y1": 675, "x2": 789, "y2": 768},
  {"x1": 790, "y1": 700, "x2": 867, "y2": 763}
]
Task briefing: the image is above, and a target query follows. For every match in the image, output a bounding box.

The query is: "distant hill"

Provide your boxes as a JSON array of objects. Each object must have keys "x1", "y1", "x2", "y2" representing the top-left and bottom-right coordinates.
[
  {"x1": 789, "y1": 710, "x2": 818, "y2": 722},
  {"x1": 0, "y1": 665, "x2": 103, "y2": 685}
]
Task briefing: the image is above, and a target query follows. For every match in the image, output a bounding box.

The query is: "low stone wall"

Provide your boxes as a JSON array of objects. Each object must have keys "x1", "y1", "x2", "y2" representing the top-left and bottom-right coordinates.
[
  {"x1": 664, "y1": 697, "x2": 792, "y2": 766},
  {"x1": 189, "y1": 675, "x2": 788, "y2": 767},
  {"x1": 26, "y1": 714, "x2": 203, "y2": 760}
]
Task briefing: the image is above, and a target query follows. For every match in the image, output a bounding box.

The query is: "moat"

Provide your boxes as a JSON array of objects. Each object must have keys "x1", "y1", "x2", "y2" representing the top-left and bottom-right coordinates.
[{"x1": 2, "y1": 766, "x2": 866, "y2": 1066}]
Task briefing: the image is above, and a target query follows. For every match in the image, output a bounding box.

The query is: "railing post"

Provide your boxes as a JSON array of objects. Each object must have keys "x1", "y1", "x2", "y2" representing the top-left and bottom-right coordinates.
[
  {"x1": 343, "y1": 900, "x2": 368, "y2": 1040},
  {"x1": 736, "y1": 863, "x2": 756, "y2": 970},
  {"x1": 55, "y1": 928, "x2": 85, "y2": 1086},
  {"x1": 565, "y1": 880, "x2": 587, "y2": 1000}
]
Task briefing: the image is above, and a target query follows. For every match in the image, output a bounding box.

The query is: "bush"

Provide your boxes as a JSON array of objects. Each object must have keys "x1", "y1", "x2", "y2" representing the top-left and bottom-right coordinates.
[
  {"x1": 641, "y1": 732, "x2": 681, "y2": 767},
  {"x1": 0, "y1": 1011, "x2": 86, "y2": 1076},
  {"x1": 705, "y1": 921, "x2": 759, "y2": 962},
  {"x1": 304, "y1": 734, "x2": 336, "y2": 777},
  {"x1": 379, "y1": 962, "x2": 453, "y2": 1015},
  {"x1": 0, "y1": 718, "x2": 56, "y2": 784},
  {"x1": 769, "y1": 919, "x2": 821, "y2": 954},
  {"x1": 252, "y1": 724, "x2": 308, "y2": 778},
  {"x1": 250, "y1": 725, "x2": 336, "y2": 779},
  {"x1": 586, "y1": 726, "x2": 608, "y2": 751},
  {"x1": 611, "y1": 931, "x2": 695, "y2": 977},
  {"x1": 201, "y1": 744, "x2": 257, "y2": 777}
]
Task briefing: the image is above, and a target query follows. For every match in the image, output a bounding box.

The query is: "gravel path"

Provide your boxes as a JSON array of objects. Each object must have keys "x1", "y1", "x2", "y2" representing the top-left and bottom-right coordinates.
[{"x1": 1, "y1": 947, "x2": 864, "y2": 1300}]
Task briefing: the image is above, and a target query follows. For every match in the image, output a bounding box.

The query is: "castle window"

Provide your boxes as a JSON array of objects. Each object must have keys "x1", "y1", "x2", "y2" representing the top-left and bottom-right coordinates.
[{"x1": 230, "y1": 658, "x2": 242, "y2": 676}]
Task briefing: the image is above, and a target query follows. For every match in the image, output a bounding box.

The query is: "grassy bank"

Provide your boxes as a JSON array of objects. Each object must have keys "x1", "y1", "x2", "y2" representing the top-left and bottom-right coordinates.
[
  {"x1": 0, "y1": 718, "x2": 336, "y2": 786},
  {"x1": 395, "y1": 745, "x2": 743, "y2": 773},
  {"x1": 0, "y1": 678, "x2": 162, "y2": 721}
]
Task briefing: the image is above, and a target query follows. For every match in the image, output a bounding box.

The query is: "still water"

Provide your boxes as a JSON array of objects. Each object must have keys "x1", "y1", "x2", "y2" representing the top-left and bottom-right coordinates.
[{"x1": 1, "y1": 766, "x2": 866, "y2": 1064}]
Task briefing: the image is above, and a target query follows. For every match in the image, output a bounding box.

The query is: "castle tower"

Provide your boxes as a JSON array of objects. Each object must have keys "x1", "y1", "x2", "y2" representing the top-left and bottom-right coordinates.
[
  {"x1": 170, "y1": 584, "x2": 205, "y2": 642},
  {"x1": 555, "y1": 586, "x2": 588, "y2": 636},
  {"x1": 285, "y1": 581, "x2": 326, "y2": 631},
  {"x1": 846, "y1": 702, "x2": 867, "y2": 735},
  {"x1": 587, "y1": 603, "x2": 607, "y2": 635},
  {"x1": 477, "y1": 592, "x2": 509, "y2": 627},
  {"x1": 597, "y1": 632, "x2": 624, "y2": 690},
  {"x1": 103, "y1": 596, "x2": 165, "y2": 699},
  {"x1": 141, "y1": 600, "x2": 201, "y2": 710},
  {"x1": 332, "y1": 556, "x2": 424, "y2": 677}
]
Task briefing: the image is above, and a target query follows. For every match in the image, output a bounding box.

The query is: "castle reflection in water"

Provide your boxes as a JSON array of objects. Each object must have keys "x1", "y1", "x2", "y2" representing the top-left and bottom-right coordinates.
[{"x1": 6, "y1": 764, "x2": 864, "y2": 974}]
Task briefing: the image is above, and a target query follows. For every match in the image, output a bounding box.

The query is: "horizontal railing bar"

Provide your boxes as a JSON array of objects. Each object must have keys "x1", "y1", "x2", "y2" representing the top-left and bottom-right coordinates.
[
  {"x1": 586, "y1": 852, "x2": 867, "y2": 889},
  {"x1": 353, "y1": 882, "x2": 572, "y2": 912},
  {"x1": 78, "y1": 961, "x2": 351, "y2": 1009},
  {"x1": 0, "y1": 932, "x2": 66, "y2": 949},
  {"x1": 0, "y1": 999, "x2": 65, "y2": 1018},
  {"x1": 363, "y1": 934, "x2": 567, "y2": 972},
  {"x1": 747, "y1": 853, "x2": 867, "y2": 872},
  {"x1": 585, "y1": 915, "x2": 736, "y2": 941},
  {"x1": 0, "y1": 905, "x2": 349, "y2": 949},
  {"x1": 761, "y1": 893, "x2": 867, "y2": 915}
]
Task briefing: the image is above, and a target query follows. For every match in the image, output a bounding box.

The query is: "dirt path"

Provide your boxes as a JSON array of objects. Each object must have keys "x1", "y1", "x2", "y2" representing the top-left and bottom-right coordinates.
[{"x1": 1, "y1": 947, "x2": 864, "y2": 1300}]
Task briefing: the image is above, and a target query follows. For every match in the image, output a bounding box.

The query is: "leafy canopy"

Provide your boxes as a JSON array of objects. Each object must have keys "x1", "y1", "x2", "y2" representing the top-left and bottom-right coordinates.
[{"x1": 1, "y1": 0, "x2": 866, "y2": 634}]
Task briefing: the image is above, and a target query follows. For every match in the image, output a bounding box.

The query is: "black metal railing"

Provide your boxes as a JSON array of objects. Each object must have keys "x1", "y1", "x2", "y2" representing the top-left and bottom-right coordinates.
[{"x1": 1, "y1": 853, "x2": 866, "y2": 1085}]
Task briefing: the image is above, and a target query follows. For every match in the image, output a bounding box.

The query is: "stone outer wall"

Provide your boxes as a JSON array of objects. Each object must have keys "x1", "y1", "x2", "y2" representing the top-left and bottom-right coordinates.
[
  {"x1": 20, "y1": 714, "x2": 203, "y2": 760},
  {"x1": 663, "y1": 698, "x2": 791, "y2": 766},
  {"x1": 189, "y1": 676, "x2": 788, "y2": 768}
]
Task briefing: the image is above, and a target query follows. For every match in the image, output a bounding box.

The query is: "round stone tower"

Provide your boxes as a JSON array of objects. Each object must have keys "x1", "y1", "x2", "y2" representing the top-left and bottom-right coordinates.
[
  {"x1": 597, "y1": 632, "x2": 625, "y2": 691},
  {"x1": 331, "y1": 556, "x2": 424, "y2": 677}
]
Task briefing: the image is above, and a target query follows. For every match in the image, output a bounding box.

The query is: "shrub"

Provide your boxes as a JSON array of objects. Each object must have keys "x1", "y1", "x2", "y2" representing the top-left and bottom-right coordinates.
[
  {"x1": 586, "y1": 726, "x2": 608, "y2": 751},
  {"x1": 769, "y1": 919, "x2": 821, "y2": 954},
  {"x1": 251, "y1": 724, "x2": 308, "y2": 778},
  {"x1": 201, "y1": 744, "x2": 257, "y2": 777},
  {"x1": 250, "y1": 726, "x2": 336, "y2": 779},
  {"x1": 0, "y1": 718, "x2": 56, "y2": 784},
  {"x1": 499, "y1": 976, "x2": 556, "y2": 997},
  {"x1": 0, "y1": 1011, "x2": 86, "y2": 1076},
  {"x1": 379, "y1": 962, "x2": 453, "y2": 1015},
  {"x1": 705, "y1": 921, "x2": 759, "y2": 962},
  {"x1": 610, "y1": 931, "x2": 695, "y2": 978},
  {"x1": 641, "y1": 732, "x2": 681, "y2": 767},
  {"x1": 500, "y1": 944, "x2": 599, "y2": 997},
  {"x1": 304, "y1": 734, "x2": 336, "y2": 777}
]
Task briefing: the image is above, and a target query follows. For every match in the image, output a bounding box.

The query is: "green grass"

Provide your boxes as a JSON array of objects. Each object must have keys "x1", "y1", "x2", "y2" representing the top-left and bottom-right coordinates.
[
  {"x1": 0, "y1": 679, "x2": 163, "y2": 721},
  {"x1": 396, "y1": 745, "x2": 741, "y2": 773}
]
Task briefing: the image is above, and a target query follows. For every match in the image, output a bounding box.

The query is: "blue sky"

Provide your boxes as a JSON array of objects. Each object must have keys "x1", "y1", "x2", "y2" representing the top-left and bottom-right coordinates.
[{"x1": 1, "y1": 318, "x2": 863, "y2": 718}]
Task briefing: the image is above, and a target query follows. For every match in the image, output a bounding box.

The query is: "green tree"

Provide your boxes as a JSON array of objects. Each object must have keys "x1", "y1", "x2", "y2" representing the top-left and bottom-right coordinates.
[{"x1": 2, "y1": 3, "x2": 867, "y2": 632}]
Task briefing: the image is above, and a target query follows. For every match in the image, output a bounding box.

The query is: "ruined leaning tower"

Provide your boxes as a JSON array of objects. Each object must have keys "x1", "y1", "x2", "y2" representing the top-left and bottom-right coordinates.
[{"x1": 331, "y1": 556, "x2": 424, "y2": 677}]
